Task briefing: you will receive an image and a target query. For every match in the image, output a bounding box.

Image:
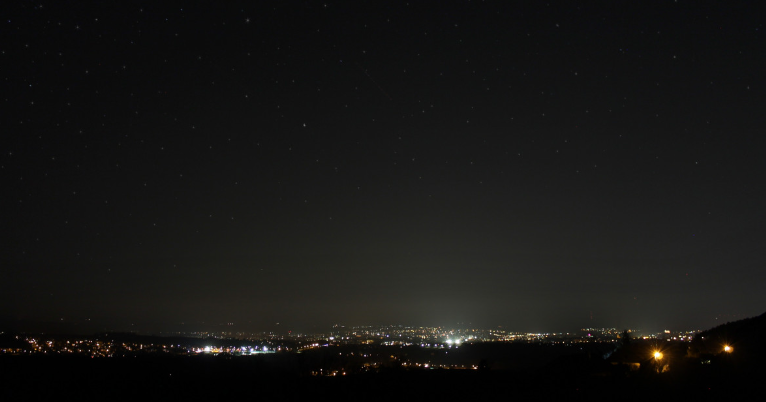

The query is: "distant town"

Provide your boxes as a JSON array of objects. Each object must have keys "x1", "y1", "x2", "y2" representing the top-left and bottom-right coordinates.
[
  {"x1": 1, "y1": 325, "x2": 700, "y2": 360},
  {"x1": 3, "y1": 315, "x2": 762, "y2": 401}
]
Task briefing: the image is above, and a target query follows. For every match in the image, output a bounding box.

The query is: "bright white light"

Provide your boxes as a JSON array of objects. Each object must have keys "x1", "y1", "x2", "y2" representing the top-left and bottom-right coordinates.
[
  {"x1": 262, "y1": 346, "x2": 268, "y2": 352},
  {"x1": 446, "y1": 339, "x2": 453, "y2": 344}
]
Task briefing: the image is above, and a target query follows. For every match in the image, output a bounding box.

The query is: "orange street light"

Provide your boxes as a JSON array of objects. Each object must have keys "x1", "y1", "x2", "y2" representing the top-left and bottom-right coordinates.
[
  {"x1": 724, "y1": 345, "x2": 732, "y2": 353},
  {"x1": 653, "y1": 351, "x2": 663, "y2": 360}
]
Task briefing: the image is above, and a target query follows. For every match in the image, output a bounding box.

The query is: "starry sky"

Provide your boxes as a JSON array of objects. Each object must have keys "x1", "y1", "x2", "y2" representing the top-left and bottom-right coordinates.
[{"x1": 2, "y1": 1, "x2": 765, "y2": 334}]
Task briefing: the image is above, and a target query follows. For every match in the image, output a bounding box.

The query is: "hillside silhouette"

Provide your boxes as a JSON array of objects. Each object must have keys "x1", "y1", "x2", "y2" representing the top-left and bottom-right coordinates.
[{"x1": 2, "y1": 313, "x2": 766, "y2": 401}]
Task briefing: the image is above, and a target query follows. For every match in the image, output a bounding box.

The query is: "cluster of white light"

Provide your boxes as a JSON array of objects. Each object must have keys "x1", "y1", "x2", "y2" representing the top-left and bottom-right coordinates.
[{"x1": 194, "y1": 345, "x2": 272, "y2": 354}]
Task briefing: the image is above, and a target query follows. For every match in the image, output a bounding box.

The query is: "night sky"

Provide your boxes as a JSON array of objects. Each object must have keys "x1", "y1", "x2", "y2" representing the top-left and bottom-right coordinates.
[{"x1": 3, "y1": 1, "x2": 765, "y2": 334}]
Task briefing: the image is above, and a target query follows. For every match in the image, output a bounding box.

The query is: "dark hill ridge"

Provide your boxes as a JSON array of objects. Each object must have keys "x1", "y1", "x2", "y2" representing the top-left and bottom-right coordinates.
[
  {"x1": 2, "y1": 314, "x2": 766, "y2": 401},
  {"x1": 690, "y1": 311, "x2": 766, "y2": 363}
]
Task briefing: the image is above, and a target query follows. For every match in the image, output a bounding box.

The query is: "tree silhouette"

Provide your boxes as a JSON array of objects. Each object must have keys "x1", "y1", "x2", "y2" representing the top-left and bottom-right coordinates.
[{"x1": 620, "y1": 330, "x2": 631, "y2": 349}]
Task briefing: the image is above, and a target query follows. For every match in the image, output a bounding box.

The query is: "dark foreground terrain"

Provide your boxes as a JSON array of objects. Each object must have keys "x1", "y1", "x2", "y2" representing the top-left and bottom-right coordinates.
[
  {"x1": 4, "y1": 313, "x2": 765, "y2": 401},
  {"x1": 1, "y1": 349, "x2": 761, "y2": 401}
]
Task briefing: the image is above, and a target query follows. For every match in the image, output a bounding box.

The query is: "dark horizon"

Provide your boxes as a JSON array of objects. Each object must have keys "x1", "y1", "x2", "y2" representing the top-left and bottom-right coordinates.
[
  {"x1": 1, "y1": 310, "x2": 755, "y2": 338},
  {"x1": 3, "y1": 1, "x2": 765, "y2": 334}
]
